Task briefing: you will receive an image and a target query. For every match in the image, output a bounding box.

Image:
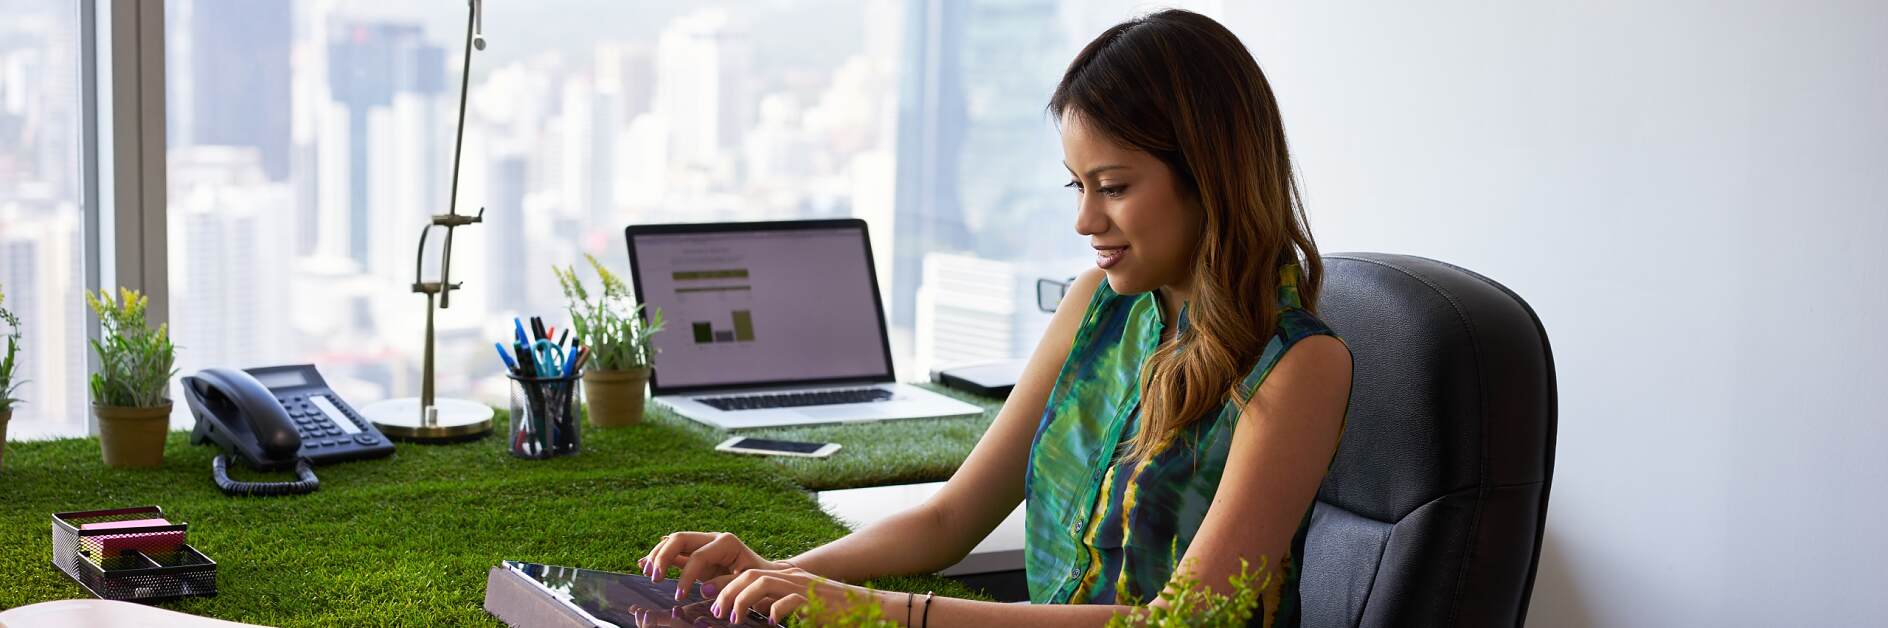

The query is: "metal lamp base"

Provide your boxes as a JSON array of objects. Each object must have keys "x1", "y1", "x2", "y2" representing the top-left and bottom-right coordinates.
[{"x1": 362, "y1": 397, "x2": 494, "y2": 443}]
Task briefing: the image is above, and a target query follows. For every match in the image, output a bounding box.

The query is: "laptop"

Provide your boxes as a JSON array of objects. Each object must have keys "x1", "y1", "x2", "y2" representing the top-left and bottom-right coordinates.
[{"x1": 625, "y1": 219, "x2": 985, "y2": 431}]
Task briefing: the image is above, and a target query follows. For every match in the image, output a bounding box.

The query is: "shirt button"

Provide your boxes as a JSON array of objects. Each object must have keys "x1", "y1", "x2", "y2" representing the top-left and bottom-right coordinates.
[{"x1": 1069, "y1": 522, "x2": 1081, "y2": 535}]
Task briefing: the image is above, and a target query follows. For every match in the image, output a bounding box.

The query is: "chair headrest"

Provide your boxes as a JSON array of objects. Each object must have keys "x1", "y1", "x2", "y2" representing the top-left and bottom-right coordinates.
[{"x1": 1314, "y1": 253, "x2": 1557, "y2": 522}]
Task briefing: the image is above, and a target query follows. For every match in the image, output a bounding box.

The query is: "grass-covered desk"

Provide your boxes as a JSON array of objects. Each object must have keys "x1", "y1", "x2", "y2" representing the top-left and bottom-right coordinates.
[
  {"x1": 645, "y1": 384, "x2": 1005, "y2": 491},
  {"x1": 0, "y1": 384, "x2": 1003, "y2": 625}
]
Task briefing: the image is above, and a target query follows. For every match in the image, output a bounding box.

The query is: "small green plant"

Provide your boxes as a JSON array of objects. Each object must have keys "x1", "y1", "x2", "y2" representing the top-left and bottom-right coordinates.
[
  {"x1": 86, "y1": 288, "x2": 177, "y2": 408},
  {"x1": 778, "y1": 557, "x2": 1269, "y2": 627},
  {"x1": 1107, "y1": 557, "x2": 1272, "y2": 628},
  {"x1": 553, "y1": 254, "x2": 664, "y2": 371},
  {"x1": 1, "y1": 284, "x2": 24, "y2": 413},
  {"x1": 787, "y1": 584, "x2": 898, "y2": 628}
]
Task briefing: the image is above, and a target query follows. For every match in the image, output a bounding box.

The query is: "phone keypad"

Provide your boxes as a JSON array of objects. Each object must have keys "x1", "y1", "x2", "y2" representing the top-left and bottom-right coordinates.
[{"x1": 282, "y1": 394, "x2": 381, "y2": 450}]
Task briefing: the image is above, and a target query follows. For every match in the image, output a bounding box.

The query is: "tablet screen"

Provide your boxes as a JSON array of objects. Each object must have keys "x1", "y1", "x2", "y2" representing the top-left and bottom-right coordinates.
[{"x1": 503, "y1": 560, "x2": 776, "y2": 627}]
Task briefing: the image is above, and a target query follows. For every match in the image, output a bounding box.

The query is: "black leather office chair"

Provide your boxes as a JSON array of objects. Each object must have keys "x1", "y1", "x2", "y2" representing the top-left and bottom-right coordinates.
[{"x1": 1298, "y1": 253, "x2": 1557, "y2": 627}]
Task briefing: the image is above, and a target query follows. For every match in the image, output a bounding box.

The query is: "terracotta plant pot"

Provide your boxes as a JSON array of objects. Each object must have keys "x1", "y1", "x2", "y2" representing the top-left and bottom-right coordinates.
[
  {"x1": 0, "y1": 409, "x2": 10, "y2": 469},
  {"x1": 95, "y1": 403, "x2": 171, "y2": 469},
  {"x1": 582, "y1": 368, "x2": 649, "y2": 428}
]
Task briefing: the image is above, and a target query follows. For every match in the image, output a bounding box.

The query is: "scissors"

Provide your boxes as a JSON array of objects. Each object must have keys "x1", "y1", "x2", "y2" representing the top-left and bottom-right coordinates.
[{"x1": 530, "y1": 339, "x2": 565, "y2": 378}]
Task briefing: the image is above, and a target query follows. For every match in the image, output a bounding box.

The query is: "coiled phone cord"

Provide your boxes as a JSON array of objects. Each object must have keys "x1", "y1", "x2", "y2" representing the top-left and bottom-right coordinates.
[{"x1": 212, "y1": 454, "x2": 320, "y2": 496}]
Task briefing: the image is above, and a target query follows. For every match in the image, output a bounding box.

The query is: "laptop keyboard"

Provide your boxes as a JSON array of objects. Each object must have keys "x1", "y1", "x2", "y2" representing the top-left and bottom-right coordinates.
[{"x1": 696, "y1": 387, "x2": 894, "y2": 412}]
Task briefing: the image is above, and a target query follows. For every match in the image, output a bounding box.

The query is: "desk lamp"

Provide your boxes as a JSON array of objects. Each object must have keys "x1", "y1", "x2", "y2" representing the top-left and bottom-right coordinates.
[{"x1": 363, "y1": 0, "x2": 495, "y2": 442}]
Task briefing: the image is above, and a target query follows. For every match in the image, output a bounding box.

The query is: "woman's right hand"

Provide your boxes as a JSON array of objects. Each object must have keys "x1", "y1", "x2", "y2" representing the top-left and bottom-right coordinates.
[{"x1": 639, "y1": 531, "x2": 785, "y2": 602}]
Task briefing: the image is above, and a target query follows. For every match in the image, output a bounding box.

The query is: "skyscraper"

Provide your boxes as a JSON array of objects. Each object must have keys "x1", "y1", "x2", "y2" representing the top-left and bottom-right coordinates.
[
  {"x1": 324, "y1": 20, "x2": 444, "y2": 273},
  {"x1": 166, "y1": 0, "x2": 293, "y2": 180},
  {"x1": 654, "y1": 9, "x2": 753, "y2": 170},
  {"x1": 890, "y1": 0, "x2": 1074, "y2": 327},
  {"x1": 484, "y1": 154, "x2": 530, "y2": 312},
  {"x1": 0, "y1": 6, "x2": 85, "y2": 438},
  {"x1": 952, "y1": 1, "x2": 1073, "y2": 260},
  {"x1": 168, "y1": 147, "x2": 293, "y2": 380},
  {"x1": 595, "y1": 43, "x2": 656, "y2": 123},
  {"x1": 560, "y1": 73, "x2": 621, "y2": 230},
  {"x1": 0, "y1": 204, "x2": 84, "y2": 438},
  {"x1": 889, "y1": 0, "x2": 970, "y2": 326}
]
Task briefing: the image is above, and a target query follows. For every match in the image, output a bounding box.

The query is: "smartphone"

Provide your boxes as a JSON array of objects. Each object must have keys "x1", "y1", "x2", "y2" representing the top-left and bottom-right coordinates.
[{"x1": 714, "y1": 436, "x2": 840, "y2": 459}]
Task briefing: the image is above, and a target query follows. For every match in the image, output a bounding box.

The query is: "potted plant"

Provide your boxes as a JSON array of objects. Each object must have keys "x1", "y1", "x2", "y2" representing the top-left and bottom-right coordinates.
[
  {"x1": 555, "y1": 255, "x2": 664, "y2": 427},
  {"x1": 0, "y1": 283, "x2": 24, "y2": 468},
  {"x1": 86, "y1": 288, "x2": 177, "y2": 468}
]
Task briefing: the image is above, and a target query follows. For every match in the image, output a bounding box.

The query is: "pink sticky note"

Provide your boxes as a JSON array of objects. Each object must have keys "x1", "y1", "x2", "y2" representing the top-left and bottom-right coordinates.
[
  {"x1": 80, "y1": 518, "x2": 184, "y2": 558},
  {"x1": 80, "y1": 518, "x2": 172, "y2": 531}
]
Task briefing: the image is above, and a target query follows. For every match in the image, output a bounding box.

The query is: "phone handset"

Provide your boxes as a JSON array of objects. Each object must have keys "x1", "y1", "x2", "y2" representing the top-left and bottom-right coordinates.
[{"x1": 184, "y1": 368, "x2": 321, "y2": 496}]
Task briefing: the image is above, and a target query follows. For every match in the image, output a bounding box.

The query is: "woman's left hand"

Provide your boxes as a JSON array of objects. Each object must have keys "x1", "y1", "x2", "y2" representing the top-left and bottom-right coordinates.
[{"x1": 706, "y1": 564, "x2": 896, "y2": 625}]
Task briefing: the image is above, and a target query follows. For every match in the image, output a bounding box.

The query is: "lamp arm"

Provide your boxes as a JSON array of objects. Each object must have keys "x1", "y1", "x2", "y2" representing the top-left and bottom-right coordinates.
[
  {"x1": 413, "y1": 224, "x2": 435, "y2": 290},
  {"x1": 445, "y1": 0, "x2": 478, "y2": 221},
  {"x1": 437, "y1": 0, "x2": 484, "y2": 308}
]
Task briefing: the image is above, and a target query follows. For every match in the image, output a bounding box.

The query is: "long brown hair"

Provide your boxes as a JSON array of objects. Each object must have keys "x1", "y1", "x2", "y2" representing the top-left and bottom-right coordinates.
[{"x1": 1049, "y1": 9, "x2": 1322, "y2": 462}]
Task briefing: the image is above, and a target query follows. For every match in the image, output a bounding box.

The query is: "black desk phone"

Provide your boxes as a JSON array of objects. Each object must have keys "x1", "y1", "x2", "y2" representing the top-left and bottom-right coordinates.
[{"x1": 184, "y1": 365, "x2": 394, "y2": 496}]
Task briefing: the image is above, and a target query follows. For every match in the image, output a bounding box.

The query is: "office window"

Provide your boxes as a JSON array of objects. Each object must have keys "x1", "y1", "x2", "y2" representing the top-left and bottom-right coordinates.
[
  {"x1": 0, "y1": 1, "x2": 87, "y2": 439},
  {"x1": 162, "y1": 0, "x2": 1219, "y2": 408}
]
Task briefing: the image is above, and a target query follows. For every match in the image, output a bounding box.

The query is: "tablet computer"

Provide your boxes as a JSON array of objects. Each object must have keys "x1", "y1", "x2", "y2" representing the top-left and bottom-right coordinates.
[{"x1": 487, "y1": 560, "x2": 776, "y2": 627}]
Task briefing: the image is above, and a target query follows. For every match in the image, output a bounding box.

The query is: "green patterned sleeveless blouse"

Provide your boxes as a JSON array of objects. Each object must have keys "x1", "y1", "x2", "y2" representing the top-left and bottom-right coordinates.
[{"x1": 1023, "y1": 263, "x2": 1339, "y2": 628}]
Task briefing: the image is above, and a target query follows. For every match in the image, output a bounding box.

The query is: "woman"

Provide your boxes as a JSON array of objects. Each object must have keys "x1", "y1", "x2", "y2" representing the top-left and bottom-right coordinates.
[{"x1": 640, "y1": 10, "x2": 1351, "y2": 627}]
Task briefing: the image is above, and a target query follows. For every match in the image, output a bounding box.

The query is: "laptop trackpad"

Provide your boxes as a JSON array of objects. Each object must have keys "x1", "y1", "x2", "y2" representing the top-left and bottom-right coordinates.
[{"x1": 795, "y1": 405, "x2": 893, "y2": 421}]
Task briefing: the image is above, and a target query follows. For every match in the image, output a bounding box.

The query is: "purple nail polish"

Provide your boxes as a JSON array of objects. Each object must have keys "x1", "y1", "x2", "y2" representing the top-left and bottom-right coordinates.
[
  {"x1": 711, "y1": 602, "x2": 722, "y2": 617},
  {"x1": 702, "y1": 583, "x2": 718, "y2": 597}
]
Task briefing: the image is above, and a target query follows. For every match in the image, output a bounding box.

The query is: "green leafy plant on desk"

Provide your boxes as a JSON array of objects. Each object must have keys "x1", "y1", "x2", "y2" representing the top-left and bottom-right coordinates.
[
  {"x1": 0, "y1": 283, "x2": 24, "y2": 467},
  {"x1": 788, "y1": 586, "x2": 897, "y2": 627},
  {"x1": 554, "y1": 254, "x2": 664, "y2": 427},
  {"x1": 1106, "y1": 557, "x2": 1270, "y2": 627},
  {"x1": 787, "y1": 557, "x2": 1268, "y2": 627},
  {"x1": 86, "y1": 288, "x2": 178, "y2": 468}
]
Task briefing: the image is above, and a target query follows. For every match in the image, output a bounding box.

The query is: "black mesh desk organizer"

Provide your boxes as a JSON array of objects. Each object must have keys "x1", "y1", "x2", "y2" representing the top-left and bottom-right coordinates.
[{"x1": 51, "y1": 506, "x2": 217, "y2": 602}]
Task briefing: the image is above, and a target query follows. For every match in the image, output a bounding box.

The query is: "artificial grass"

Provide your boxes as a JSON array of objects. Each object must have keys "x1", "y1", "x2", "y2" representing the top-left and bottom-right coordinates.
[
  {"x1": 645, "y1": 383, "x2": 1006, "y2": 491},
  {"x1": 0, "y1": 415, "x2": 983, "y2": 625}
]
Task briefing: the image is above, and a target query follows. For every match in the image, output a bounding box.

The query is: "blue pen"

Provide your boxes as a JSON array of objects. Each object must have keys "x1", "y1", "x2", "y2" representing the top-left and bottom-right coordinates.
[
  {"x1": 566, "y1": 346, "x2": 591, "y2": 377},
  {"x1": 560, "y1": 346, "x2": 580, "y2": 377},
  {"x1": 513, "y1": 318, "x2": 529, "y2": 346},
  {"x1": 495, "y1": 343, "x2": 519, "y2": 372}
]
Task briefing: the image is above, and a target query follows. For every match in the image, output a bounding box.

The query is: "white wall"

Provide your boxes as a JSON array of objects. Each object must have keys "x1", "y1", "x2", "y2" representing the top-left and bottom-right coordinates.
[{"x1": 1221, "y1": 2, "x2": 1888, "y2": 626}]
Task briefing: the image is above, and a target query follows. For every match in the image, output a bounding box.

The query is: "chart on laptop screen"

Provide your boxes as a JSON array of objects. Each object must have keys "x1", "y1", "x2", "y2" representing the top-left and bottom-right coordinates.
[
  {"x1": 633, "y1": 227, "x2": 890, "y2": 389},
  {"x1": 671, "y1": 269, "x2": 758, "y2": 344}
]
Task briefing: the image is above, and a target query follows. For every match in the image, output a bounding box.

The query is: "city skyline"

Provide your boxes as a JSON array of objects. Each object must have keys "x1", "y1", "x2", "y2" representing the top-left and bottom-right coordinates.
[
  {"x1": 0, "y1": 0, "x2": 1222, "y2": 438},
  {"x1": 0, "y1": 1, "x2": 86, "y2": 439}
]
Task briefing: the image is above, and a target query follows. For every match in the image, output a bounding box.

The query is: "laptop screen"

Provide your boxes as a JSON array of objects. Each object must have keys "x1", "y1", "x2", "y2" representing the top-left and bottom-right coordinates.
[{"x1": 626, "y1": 221, "x2": 893, "y2": 393}]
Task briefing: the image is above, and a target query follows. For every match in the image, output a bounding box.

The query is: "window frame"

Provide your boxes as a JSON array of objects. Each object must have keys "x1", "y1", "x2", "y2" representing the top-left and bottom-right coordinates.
[{"x1": 75, "y1": 0, "x2": 170, "y2": 435}]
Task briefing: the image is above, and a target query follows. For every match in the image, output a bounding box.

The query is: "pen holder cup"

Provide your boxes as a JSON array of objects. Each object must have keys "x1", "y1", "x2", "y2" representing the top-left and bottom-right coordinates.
[{"x1": 507, "y1": 374, "x2": 583, "y2": 459}]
